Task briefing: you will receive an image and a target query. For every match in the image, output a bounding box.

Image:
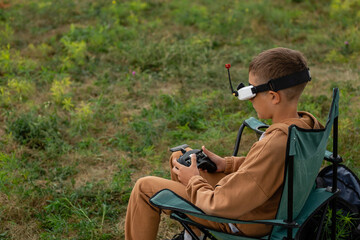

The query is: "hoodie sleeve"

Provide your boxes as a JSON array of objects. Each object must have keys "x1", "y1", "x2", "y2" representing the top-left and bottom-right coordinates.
[
  {"x1": 224, "y1": 156, "x2": 246, "y2": 174},
  {"x1": 185, "y1": 129, "x2": 287, "y2": 219}
]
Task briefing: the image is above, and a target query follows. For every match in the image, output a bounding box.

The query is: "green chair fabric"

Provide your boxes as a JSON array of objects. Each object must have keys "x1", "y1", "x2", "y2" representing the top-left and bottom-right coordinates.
[
  {"x1": 272, "y1": 88, "x2": 339, "y2": 238},
  {"x1": 244, "y1": 117, "x2": 269, "y2": 135},
  {"x1": 150, "y1": 88, "x2": 340, "y2": 240}
]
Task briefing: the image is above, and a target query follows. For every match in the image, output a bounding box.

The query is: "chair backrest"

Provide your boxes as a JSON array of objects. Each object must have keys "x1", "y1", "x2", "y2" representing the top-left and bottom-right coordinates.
[{"x1": 272, "y1": 88, "x2": 339, "y2": 238}]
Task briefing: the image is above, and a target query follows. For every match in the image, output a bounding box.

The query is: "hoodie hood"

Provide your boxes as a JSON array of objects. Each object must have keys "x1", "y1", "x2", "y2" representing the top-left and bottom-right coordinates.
[{"x1": 265, "y1": 111, "x2": 324, "y2": 135}]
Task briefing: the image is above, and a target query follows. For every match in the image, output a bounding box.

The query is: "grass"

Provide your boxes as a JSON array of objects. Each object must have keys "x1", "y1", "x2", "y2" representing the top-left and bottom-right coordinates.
[{"x1": 0, "y1": 0, "x2": 359, "y2": 239}]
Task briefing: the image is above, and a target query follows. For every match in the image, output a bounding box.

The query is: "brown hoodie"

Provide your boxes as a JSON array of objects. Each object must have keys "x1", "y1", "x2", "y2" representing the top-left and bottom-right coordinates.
[{"x1": 186, "y1": 112, "x2": 323, "y2": 237}]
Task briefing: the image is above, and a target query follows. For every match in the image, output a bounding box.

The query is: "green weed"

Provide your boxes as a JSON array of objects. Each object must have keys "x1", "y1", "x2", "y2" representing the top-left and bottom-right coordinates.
[
  {"x1": 321, "y1": 208, "x2": 360, "y2": 240},
  {"x1": 6, "y1": 112, "x2": 69, "y2": 157},
  {"x1": 50, "y1": 77, "x2": 72, "y2": 105},
  {"x1": 0, "y1": 152, "x2": 23, "y2": 195},
  {"x1": 60, "y1": 36, "x2": 88, "y2": 70},
  {"x1": 0, "y1": 22, "x2": 13, "y2": 47},
  {"x1": 111, "y1": 159, "x2": 133, "y2": 204},
  {"x1": 40, "y1": 197, "x2": 98, "y2": 239},
  {"x1": 0, "y1": 77, "x2": 37, "y2": 108},
  {"x1": 70, "y1": 102, "x2": 94, "y2": 135}
]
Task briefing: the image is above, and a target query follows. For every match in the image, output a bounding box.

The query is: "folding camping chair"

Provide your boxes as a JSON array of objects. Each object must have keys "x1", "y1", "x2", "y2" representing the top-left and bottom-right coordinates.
[{"x1": 150, "y1": 88, "x2": 341, "y2": 240}]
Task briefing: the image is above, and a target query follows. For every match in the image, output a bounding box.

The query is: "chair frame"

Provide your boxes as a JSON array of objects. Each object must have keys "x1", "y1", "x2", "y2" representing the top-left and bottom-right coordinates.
[{"x1": 150, "y1": 88, "x2": 341, "y2": 240}]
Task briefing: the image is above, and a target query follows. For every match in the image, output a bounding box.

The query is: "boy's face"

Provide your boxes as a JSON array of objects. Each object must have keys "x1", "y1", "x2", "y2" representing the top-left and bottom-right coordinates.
[{"x1": 248, "y1": 73, "x2": 273, "y2": 120}]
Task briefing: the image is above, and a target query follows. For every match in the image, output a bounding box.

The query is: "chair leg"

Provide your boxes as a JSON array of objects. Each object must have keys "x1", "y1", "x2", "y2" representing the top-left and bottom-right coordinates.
[
  {"x1": 331, "y1": 115, "x2": 340, "y2": 240},
  {"x1": 315, "y1": 203, "x2": 330, "y2": 240},
  {"x1": 201, "y1": 229, "x2": 218, "y2": 240},
  {"x1": 331, "y1": 198, "x2": 336, "y2": 240},
  {"x1": 179, "y1": 222, "x2": 200, "y2": 240},
  {"x1": 180, "y1": 222, "x2": 219, "y2": 240}
]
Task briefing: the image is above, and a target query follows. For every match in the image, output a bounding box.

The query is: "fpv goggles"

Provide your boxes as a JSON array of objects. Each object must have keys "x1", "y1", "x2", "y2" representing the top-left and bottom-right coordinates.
[{"x1": 225, "y1": 64, "x2": 311, "y2": 100}]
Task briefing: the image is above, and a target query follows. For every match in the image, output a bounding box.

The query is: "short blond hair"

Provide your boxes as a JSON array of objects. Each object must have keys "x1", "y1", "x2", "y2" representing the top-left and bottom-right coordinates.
[{"x1": 249, "y1": 47, "x2": 309, "y2": 101}]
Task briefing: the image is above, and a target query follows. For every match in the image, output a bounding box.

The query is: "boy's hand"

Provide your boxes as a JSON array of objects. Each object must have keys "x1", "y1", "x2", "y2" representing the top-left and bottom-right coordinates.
[
  {"x1": 202, "y1": 146, "x2": 226, "y2": 173},
  {"x1": 172, "y1": 154, "x2": 200, "y2": 186}
]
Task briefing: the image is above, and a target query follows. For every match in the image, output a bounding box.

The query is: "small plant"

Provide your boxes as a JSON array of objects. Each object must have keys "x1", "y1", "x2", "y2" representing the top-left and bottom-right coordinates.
[
  {"x1": 0, "y1": 86, "x2": 11, "y2": 106},
  {"x1": 0, "y1": 152, "x2": 22, "y2": 195},
  {"x1": 0, "y1": 22, "x2": 13, "y2": 46},
  {"x1": 112, "y1": 159, "x2": 133, "y2": 203},
  {"x1": 62, "y1": 97, "x2": 74, "y2": 111},
  {"x1": 6, "y1": 112, "x2": 68, "y2": 156},
  {"x1": 329, "y1": 0, "x2": 360, "y2": 26},
  {"x1": 0, "y1": 44, "x2": 38, "y2": 76},
  {"x1": 50, "y1": 76, "x2": 72, "y2": 105},
  {"x1": 40, "y1": 197, "x2": 96, "y2": 239},
  {"x1": 321, "y1": 208, "x2": 360, "y2": 239},
  {"x1": 0, "y1": 44, "x2": 13, "y2": 75},
  {"x1": 0, "y1": 78, "x2": 34, "y2": 107},
  {"x1": 7, "y1": 78, "x2": 35, "y2": 101},
  {"x1": 70, "y1": 102, "x2": 94, "y2": 134},
  {"x1": 60, "y1": 36, "x2": 87, "y2": 70},
  {"x1": 27, "y1": 43, "x2": 53, "y2": 58}
]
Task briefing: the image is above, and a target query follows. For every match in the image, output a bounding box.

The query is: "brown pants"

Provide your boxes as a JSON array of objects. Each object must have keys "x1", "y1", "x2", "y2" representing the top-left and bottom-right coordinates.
[{"x1": 124, "y1": 151, "x2": 234, "y2": 240}]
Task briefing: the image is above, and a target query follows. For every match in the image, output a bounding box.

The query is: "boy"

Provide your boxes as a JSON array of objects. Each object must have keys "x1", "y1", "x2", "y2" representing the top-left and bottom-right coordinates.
[{"x1": 124, "y1": 47, "x2": 323, "y2": 239}]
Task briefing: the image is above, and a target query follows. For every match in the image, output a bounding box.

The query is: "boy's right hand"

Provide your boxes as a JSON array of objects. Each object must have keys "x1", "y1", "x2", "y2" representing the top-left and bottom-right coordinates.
[{"x1": 202, "y1": 146, "x2": 226, "y2": 173}]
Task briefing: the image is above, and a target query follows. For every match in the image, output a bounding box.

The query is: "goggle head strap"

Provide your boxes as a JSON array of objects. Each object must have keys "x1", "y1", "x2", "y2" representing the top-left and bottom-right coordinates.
[{"x1": 252, "y1": 68, "x2": 311, "y2": 94}]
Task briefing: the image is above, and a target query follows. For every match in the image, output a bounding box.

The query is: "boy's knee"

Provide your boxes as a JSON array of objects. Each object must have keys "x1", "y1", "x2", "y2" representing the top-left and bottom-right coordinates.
[
  {"x1": 134, "y1": 176, "x2": 154, "y2": 192},
  {"x1": 133, "y1": 176, "x2": 170, "y2": 197}
]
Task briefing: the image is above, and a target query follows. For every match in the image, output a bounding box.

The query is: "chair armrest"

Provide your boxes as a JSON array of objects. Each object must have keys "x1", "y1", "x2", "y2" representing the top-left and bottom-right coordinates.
[
  {"x1": 324, "y1": 150, "x2": 332, "y2": 161},
  {"x1": 243, "y1": 117, "x2": 269, "y2": 135},
  {"x1": 150, "y1": 189, "x2": 294, "y2": 227},
  {"x1": 233, "y1": 117, "x2": 269, "y2": 156},
  {"x1": 324, "y1": 150, "x2": 343, "y2": 163}
]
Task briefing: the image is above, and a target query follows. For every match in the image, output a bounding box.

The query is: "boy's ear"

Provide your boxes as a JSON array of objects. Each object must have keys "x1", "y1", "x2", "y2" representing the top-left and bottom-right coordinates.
[{"x1": 269, "y1": 91, "x2": 281, "y2": 104}]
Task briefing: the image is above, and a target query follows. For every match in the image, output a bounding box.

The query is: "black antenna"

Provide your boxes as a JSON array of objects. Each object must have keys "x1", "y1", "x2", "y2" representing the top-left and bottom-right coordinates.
[{"x1": 225, "y1": 64, "x2": 238, "y2": 96}]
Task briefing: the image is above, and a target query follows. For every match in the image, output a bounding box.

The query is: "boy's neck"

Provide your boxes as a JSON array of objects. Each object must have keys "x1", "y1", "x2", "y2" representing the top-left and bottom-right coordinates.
[{"x1": 271, "y1": 104, "x2": 300, "y2": 124}]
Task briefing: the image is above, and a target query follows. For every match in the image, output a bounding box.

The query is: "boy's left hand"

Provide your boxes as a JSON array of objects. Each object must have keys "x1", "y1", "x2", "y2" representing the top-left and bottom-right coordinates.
[{"x1": 172, "y1": 154, "x2": 200, "y2": 186}]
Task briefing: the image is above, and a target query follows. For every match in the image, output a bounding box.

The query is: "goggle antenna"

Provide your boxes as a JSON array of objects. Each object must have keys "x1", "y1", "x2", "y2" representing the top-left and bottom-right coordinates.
[{"x1": 225, "y1": 64, "x2": 238, "y2": 96}]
